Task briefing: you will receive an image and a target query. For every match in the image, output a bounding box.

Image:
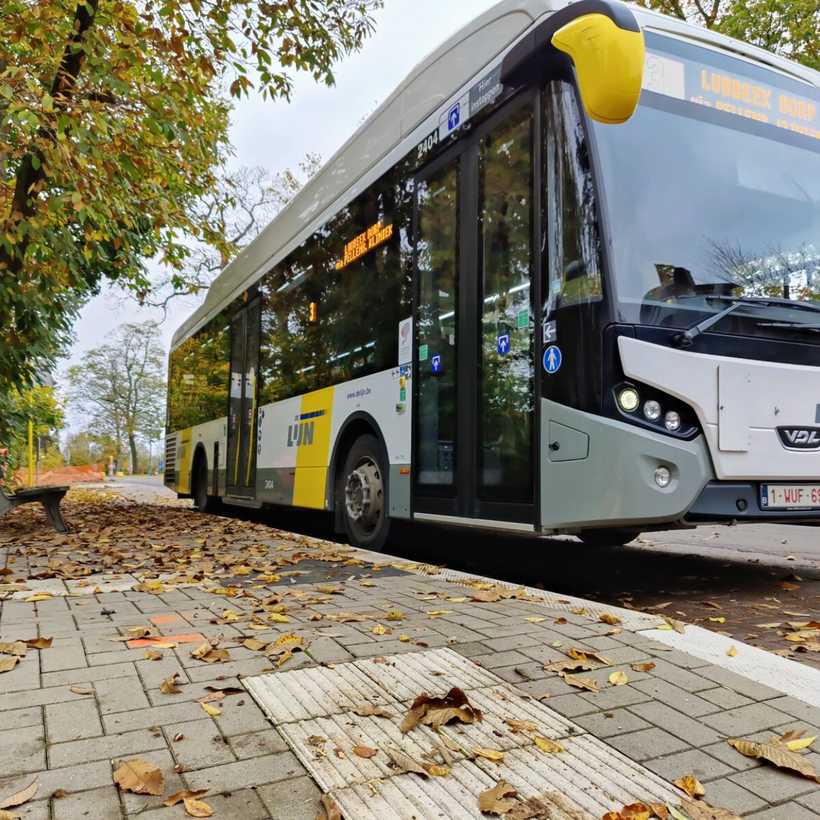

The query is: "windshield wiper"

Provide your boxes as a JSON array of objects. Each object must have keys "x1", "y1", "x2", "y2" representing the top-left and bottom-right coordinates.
[
  {"x1": 674, "y1": 300, "x2": 759, "y2": 347},
  {"x1": 757, "y1": 322, "x2": 820, "y2": 333}
]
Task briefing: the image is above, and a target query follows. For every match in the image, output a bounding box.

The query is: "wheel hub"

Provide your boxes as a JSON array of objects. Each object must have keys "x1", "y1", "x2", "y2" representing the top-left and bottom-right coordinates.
[{"x1": 345, "y1": 459, "x2": 383, "y2": 535}]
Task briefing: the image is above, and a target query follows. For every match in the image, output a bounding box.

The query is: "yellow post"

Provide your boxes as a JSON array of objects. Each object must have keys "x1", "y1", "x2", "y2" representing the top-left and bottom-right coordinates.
[{"x1": 28, "y1": 419, "x2": 34, "y2": 487}]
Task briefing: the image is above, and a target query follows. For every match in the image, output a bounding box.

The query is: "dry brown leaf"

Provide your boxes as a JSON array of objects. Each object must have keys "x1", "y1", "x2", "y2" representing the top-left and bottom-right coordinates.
[
  {"x1": 600, "y1": 613, "x2": 622, "y2": 626},
  {"x1": 353, "y1": 746, "x2": 378, "y2": 759},
  {"x1": 544, "y1": 659, "x2": 597, "y2": 674},
  {"x1": 602, "y1": 805, "x2": 651, "y2": 820},
  {"x1": 649, "y1": 804, "x2": 669, "y2": 819},
  {"x1": 144, "y1": 649, "x2": 163, "y2": 661},
  {"x1": 728, "y1": 737, "x2": 820, "y2": 782},
  {"x1": 561, "y1": 673, "x2": 600, "y2": 693},
  {"x1": 400, "y1": 687, "x2": 482, "y2": 733},
  {"x1": 385, "y1": 745, "x2": 427, "y2": 775},
  {"x1": 568, "y1": 648, "x2": 614, "y2": 666},
  {"x1": 663, "y1": 617, "x2": 687, "y2": 634},
  {"x1": 321, "y1": 794, "x2": 342, "y2": 820},
  {"x1": 631, "y1": 662, "x2": 656, "y2": 673},
  {"x1": 0, "y1": 811, "x2": 20, "y2": 820},
  {"x1": 183, "y1": 798, "x2": 214, "y2": 817},
  {"x1": 112, "y1": 759, "x2": 165, "y2": 795},
  {"x1": 470, "y1": 589, "x2": 502, "y2": 603},
  {"x1": 422, "y1": 763, "x2": 450, "y2": 777},
  {"x1": 478, "y1": 780, "x2": 518, "y2": 814},
  {"x1": 0, "y1": 642, "x2": 25, "y2": 657},
  {"x1": 349, "y1": 705, "x2": 395, "y2": 719},
  {"x1": 70, "y1": 685, "x2": 95, "y2": 695},
  {"x1": 0, "y1": 657, "x2": 19, "y2": 675},
  {"x1": 164, "y1": 789, "x2": 210, "y2": 807},
  {"x1": 24, "y1": 637, "x2": 53, "y2": 649},
  {"x1": 674, "y1": 775, "x2": 706, "y2": 799},
  {"x1": 682, "y1": 797, "x2": 744, "y2": 820},
  {"x1": 0, "y1": 778, "x2": 38, "y2": 809},
  {"x1": 243, "y1": 638, "x2": 267, "y2": 651},
  {"x1": 505, "y1": 718, "x2": 538, "y2": 734},
  {"x1": 160, "y1": 674, "x2": 182, "y2": 695}
]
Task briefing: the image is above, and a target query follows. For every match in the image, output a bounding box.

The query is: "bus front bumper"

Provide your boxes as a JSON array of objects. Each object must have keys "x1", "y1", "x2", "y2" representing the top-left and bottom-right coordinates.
[{"x1": 686, "y1": 481, "x2": 820, "y2": 525}]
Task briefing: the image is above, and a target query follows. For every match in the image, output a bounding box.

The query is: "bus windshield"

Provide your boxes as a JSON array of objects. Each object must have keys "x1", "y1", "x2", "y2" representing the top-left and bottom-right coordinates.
[{"x1": 592, "y1": 35, "x2": 820, "y2": 336}]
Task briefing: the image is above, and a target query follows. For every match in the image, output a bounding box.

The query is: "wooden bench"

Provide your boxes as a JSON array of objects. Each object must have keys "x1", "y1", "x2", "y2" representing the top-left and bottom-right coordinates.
[{"x1": 0, "y1": 462, "x2": 69, "y2": 533}]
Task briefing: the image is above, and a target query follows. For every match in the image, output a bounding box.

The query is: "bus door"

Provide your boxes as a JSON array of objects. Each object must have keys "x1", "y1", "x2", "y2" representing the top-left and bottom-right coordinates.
[
  {"x1": 226, "y1": 298, "x2": 261, "y2": 497},
  {"x1": 413, "y1": 97, "x2": 537, "y2": 527}
]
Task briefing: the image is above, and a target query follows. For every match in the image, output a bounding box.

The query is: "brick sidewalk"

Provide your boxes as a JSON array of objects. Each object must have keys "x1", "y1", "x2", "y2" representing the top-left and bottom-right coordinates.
[{"x1": 1, "y1": 493, "x2": 820, "y2": 818}]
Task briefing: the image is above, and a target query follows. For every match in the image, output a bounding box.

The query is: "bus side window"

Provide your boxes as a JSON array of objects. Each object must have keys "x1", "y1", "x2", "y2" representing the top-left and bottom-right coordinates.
[{"x1": 543, "y1": 81, "x2": 602, "y2": 317}]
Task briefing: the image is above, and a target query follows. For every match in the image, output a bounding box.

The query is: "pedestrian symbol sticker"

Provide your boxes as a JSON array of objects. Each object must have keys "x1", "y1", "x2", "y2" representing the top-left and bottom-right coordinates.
[
  {"x1": 431, "y1": 355, "x2": 442, "y2": 373},
  {"x1": 497, "y1": 334, "x2": 510, "y2": 355},
  {"x1": 543, "y1": 345, "x2": 562, "y2": 374}
]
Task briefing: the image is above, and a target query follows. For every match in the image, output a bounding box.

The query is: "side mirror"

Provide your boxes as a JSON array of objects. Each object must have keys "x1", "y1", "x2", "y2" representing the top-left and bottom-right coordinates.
[
  {"x1": 501, "y1": 0, "x2": 645, "y2": 125},
  {"x1": 565, "y1": 260, "x2": 587, "y2": 283}
]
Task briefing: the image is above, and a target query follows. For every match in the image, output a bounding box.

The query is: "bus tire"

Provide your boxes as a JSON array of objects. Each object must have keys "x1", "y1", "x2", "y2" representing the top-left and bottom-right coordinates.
[
  {"x1": 192, "y1": 454, "x2": 219, "y2": 514},
  {"x1": 339, "y1": 434, "x2": 391, "y2": 552},
  {"x1": 577, "y1": 528, "x2": 641, "y2": 547}
]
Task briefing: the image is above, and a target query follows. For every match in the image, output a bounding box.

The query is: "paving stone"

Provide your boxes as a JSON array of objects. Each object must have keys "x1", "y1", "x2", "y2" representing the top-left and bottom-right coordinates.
[
  {"x1": 702, "y1": 777, "x2": 768, "y2": 815},
  {"x1": 213, "y1": 699, "x2": 273, "y2": 736},
  {"x1": 95, "y1": 674, "x2": 152, "y2": 714},
  {"x1": 0, "y1": 657, "x2": 41, "y2": 694},
  {"x1": 730, "y1": 764, "x2": 818, "y2": 803},
  {"x1": 41, "y1": 662, "x2": 136, "y2": 688},
  {"x1": 52, "y1": 785, "x2": 124, "y2": 820},
  {"x1": 305, "y1": 637, "x2": 354, "y2": 665},
  {"x1": 257, "y1": 774, "x2": 324, "y2": 820},
  {"x1": 748, "y1": 805, "x2": 818, "y2": 820},
  {"x1": 607, "y1": 727, "x2": 690, "y2": 762},
  {"x1": 644, "y1": 659, "x2": 717, "y2": 693},
  {"x1": 627, "y1": 701, "x2": 722, "y2": 747},
  {"x1": 183, "y1": 751, "x2": 304, "y2": 791},
  {"x1": 492, "y1": 662, "x2": 551, "y2": 685},
  {"x1": 481, "y1": 634, "x2": 544, "y2": 652},
  {"x1": 599, "y1": 646, "x2": 655, "y2": 666},
  {"x1": 702, "y1": 740, "x2": 762, "y2": 772},
  {"x1": 163, "y1": 717, "x2": 234, "y2": 769},
  {"x1": 633, "y1": 644, "x2": 711, "y2": 670},
  {"x1": 0, "y1": 761, "x2": 113, "y2": 802},
  {"x1": 579, "y1": 684, "x2": 653, "y2": 711},
  {"x1": 0, "y1": 724, "x2": 46, "y2": 777},
  {"x1": 184, "y1": 656, "x2": 286, "y2": 681},
  {"x1": 575, "y1": 709, "x2": 651, "y2": 739},
  {"x1": 536, "y1": 693, "x2": 599, "y2": 719},
  {"x1": 632, "y1": 679, "x2": 721, "y2": 718},
  {"x1": 697, "y1": 665, "x2": 783, "y2": 701},
  {"x1": 797, "y1": 789, "x2": 820, "y2": 813},
  {"x1": 644, "y1": 748, "x2": 736, "y2": 782},
  {"x1": 40, "y1": 643, "x2": 88, "y2": 674},
  {"x1": 766, "y1": 696, "x2": 820, "y2": 727},
  {"x1": 6, "y1": 706, "x2": 44, "y2": 730},
  {"x1": 134, "y1": 788, "x2": 271, "y2": 819},
  {"x1": 45, "y1": 698, "x2": 103, "y2": 743},
  {"x1": 49, "y1": 727, "x2": 168, "y2": 768},
  {"x1": 103, "y1": 701, "x2": 211, "y2": 733},
  {"x1": 471, "y1": 649, "x2": 537, "y2": 670},
  {"x1": 701, "y1": 703, "x2": 795, "y2": 736},
  {"x1": 229, "y1": 728, "x2": 289, "y2": 759},
  {"x1": 699, "y1": 687, "x2": 755, "y2": 711}
]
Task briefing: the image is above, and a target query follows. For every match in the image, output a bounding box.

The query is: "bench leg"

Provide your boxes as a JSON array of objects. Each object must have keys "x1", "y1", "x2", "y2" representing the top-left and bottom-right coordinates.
[{"x1": 42, "y1": 498, "x2": 69, "y2": 534}]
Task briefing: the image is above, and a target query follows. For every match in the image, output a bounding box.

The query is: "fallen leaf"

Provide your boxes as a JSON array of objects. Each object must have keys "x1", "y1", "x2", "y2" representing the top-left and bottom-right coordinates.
[
  {"x1": 663, "y1": 617, "x2": 687, "y2": 634},
  {"x1": 372, "y1": 623, "x2": 390, "y2": 636},
  {"x1": 353, "y1": 746, "x2": 378, "y2": 759},
  {"x1": 183, "y1": 797, "x2": 214, "y2": 817},
  {"x1": 321, "y1": 794, "x2": 342, "y2": 820},
  {"x1": 0, "y1": 778, "x2": 38, "y2": 809},
  {"x1": 160, "y1": 674, "x2": 182, "y2": 695},
  {"x1": 164, "y1": 789, "x2": 210, "y2": 806},
  {"x1": 609, "y1": 671, "x2": 629, "y2": 686},
  {"x1": 709, "y1": 617, "x2": 727, "y2": 624},
  {"x1": 314, "y1": 584, "x2": 343, "y2": 595},
  {"x1": 422, "y1": 764, "x2": 450, "y2": 777},
  {"x1": 473, "y1": 748, "x2": 505, "y2": 763},
  {"x1": 427, "y1": 610, "x2": 454, "y2": 617},
  {"x1": 24, "y1": 637, "x2": 53, "y2": 649},
  {"x1": 600, "y1": 613, "x2": 622, "y2": 626},
  {"x1": 200, "y1": 702, "x2": 221, "y2": 716},
  {"x1": 266, "y1": 613, "x2": 290, "y2": 624},
  {"x1": 243, "y1": 638, "x2": 267, "y2": 651},
  {"x1": 349, "y1": 705, "x2": 395, "y2": 719},
  {"x1": 144, "y1": 649, "x2": 163, "y2": 661},
  {"x1": 682, "y1": 797, "x2": 745, "y2": 819},
  {"x1": 674, "y1": 775, "x2": 706, "y2": 799},
  {"x1": 112, "y1": 759, "x2": 165, "y2": 795},
  {"x1": 544, "y1": 659, "x2": 597, "y2": 674},
  {"x1": 0, "y1": 657, "x2": 19, "y2": 674},
  {"x1": 505, "y1": 718, "x2": 538, "y2": 734},
  {"x1": 385, "y1": 745, "x2": 427, "y2": 775},
  {"x1": 0, "y1": 642, "x2": 26, "y2": 657},
  {"x1": 478, "y1": 780, "x2": 518, "y2": 814},
  {"x1": 470, "y1": 590, "x2": 501, "y2": 603},
  {"x1": 386, "y1": 610, "x2": 403, "y2": 621},
  {"x1": 534, "y1": 736, "x2": 564, "y2": 753},
  {"x1": 525, "y1": 617, "x2": 545, "y2": 624},
  {"x1": 70, "y1": 685, "x2": 95, "y2": 696},
  {"x1": 727, "y1": 647, "x2": 738, "y2": 658},
  {"x1": 561, "y1": 674, "x2": 600, "y2": 693},
  {"x1": 400, "y1": 687, "x2": 482, "y2": 733},
  {"x1": 728, "y1": 737, "x2": 820, "y2": 782},
  {"x1": 568, "y1": 648, "x2": 614, "y2": 666},
  {"x1": 631, "y1": 662, "x2": 656, "y2": 673},
  {"x1": 786, "y1": 736, "x2": 818, "y2": 751}
]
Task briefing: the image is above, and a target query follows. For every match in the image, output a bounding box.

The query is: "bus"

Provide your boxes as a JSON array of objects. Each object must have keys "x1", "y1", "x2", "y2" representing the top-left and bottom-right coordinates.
[{"x1": 166, "y1": 0, "x2": 820, "y2": 551}]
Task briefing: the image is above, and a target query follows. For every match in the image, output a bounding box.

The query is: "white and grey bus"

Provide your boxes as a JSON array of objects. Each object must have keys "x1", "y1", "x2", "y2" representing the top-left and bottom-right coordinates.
[{"x1": 166, "y1": 0, "x2": 820, "y2": 550}]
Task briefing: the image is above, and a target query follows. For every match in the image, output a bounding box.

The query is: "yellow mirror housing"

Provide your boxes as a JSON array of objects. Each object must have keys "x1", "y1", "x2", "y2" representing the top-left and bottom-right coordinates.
[{"x1": 552, "y1": 13, "x2": 645, "y2": 125}]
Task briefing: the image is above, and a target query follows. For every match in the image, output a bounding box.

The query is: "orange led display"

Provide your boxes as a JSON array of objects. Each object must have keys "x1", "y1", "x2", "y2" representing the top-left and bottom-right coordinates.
[{"x1": 335, "y1": 221, "x2": 394, "y2": 271}]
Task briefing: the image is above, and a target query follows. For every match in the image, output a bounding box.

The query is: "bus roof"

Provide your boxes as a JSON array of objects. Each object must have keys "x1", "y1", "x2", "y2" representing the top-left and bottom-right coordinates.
[{"x1": 171, "y1": 0, "x2": 820, "y2": 351}]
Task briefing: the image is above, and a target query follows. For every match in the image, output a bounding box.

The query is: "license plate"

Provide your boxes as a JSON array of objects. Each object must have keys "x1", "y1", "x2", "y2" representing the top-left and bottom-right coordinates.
[{"x1": 761, "y1": 484, "x2": 820, "y2": 510}]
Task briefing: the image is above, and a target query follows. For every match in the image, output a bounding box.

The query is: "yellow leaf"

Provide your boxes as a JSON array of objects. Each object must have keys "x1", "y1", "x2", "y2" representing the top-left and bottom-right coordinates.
[
  {"x1": 372, "y1": 623, "x2": 390, "y2": 636},
  {"x1": 25, "y1": 594, "x2": 53, "y2": 602},
  {"x1": 727, "y1": 647, "x2": 738, "y2": 657},
  {"x1": 787, "y1": 736, "x2": 818, "y2": 751},
  {"x1": 534, "y1": 736, "x2": 564, "y2": 753},
  {"x1": 525, "y1": 617, "x2": 546, "y2": 623},
  {"x1": 709, "y1": 617, "x2": 727, "y2": 623},
  {"x1": 609, "y1": 670, "x2": 629, "y2": 686},
  {"x1": 399, "y1": 634, "x2": 411, "y2": 643},
  {"x1": 473, "y1": 748, "x2": 505, "y2": 763},
  {"x1": 200, "y1": 702, "x2": 221, "y2": 716},
  {"x1": 267, "y1": 613, "x2": 290, "y2": 624},
  {"x1": 728, "y1": 738, "x2": 820, "y2": 782},
  {"x1": 112, "y1": 759, "x2": 165, "y2": 795},
  {"x1": 674, "y1": 775, "x2": 706, "y2": 799},
  {"x1": 183, "y1": 797, "x2": 214, "y2": 817},
  {"x1": 600, "y1": 613, "x2": 622, "y2": 626},
  {"x1": 427, "y1": 610, "x2": 454, "y2": 617}
]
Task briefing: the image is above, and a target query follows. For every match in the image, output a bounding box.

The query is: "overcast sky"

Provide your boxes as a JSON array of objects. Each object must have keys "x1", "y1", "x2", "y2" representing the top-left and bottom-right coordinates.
[{"x1": 66, "y1": 0, "x2": 499, "y2": 377}]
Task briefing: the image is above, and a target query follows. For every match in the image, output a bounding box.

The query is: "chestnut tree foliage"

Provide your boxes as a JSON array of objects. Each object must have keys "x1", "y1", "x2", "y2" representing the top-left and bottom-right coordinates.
[
  {"x1": 0, "y1": 0, "x2": 382, "y2": 398},
  {"x1": 634, "y1": 0, "x2": 820, "y2": 70}
]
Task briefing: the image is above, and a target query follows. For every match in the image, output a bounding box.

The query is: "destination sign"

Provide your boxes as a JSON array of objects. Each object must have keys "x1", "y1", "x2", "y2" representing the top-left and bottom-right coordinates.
[
  {"x1": 643, "y1": 50, "x2": 820, "y2": 142},
  {"x1": 335, "y1": 221, "x2": 394, "y2": 271}
]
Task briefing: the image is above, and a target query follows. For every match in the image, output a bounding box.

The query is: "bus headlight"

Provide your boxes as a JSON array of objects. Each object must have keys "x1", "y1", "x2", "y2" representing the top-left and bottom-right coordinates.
[
  {"x1": 643, "y1": 400, "x2": 662, "y2": 421},
  {"x1": 665, "y1": 411, "x2": 682, "y2": 432},
  {"x1": 655, "y1": 466, "x2": 672, "y2": 488},
  {"x1": 618, "y1": 388, "x2": 640, "y2": 413}
]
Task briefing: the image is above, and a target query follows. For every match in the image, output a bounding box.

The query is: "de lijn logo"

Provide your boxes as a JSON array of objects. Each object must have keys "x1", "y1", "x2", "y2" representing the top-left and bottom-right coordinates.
[
  {"x1": 777, "y1": 426, "x2": 820, "y2": 451},
  {"x1": 287, "y1": 410, "x2": 326, "y2": 448}
]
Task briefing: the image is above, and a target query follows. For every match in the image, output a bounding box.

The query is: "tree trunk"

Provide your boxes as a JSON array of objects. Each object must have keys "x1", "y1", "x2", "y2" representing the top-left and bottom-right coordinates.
[{"x1": 128, "y1": 434, "x2": 139, "y2": 475}]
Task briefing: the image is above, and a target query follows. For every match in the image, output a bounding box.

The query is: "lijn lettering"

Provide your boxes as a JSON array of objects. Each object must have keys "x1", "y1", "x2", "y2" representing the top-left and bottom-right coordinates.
[{"x1": 287, "y1": 421, "x2": 315, "y2": 448}]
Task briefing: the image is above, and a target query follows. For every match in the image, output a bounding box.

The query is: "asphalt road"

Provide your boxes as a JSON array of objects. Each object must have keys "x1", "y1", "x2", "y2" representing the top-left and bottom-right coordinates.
[{"x1": 112, "y1": 475, "x2": 820, "y2": 668}]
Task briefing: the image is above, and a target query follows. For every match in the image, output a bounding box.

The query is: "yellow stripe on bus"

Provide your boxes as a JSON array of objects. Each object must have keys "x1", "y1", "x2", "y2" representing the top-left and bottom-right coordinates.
[{"x1": 292, "y1": 387, "x2": 335, "y2": 510}]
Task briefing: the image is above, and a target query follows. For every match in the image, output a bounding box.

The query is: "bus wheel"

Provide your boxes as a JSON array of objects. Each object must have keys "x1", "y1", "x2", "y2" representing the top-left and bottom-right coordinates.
[
  {"x1": 340, "y1": 434, "x2": 391, "y2": 552},
  {"x1": 193, "y1": 456, "x2": 219, "y2": 514},
  {"x1": 577, "y1": 528, "x2": 641, "y2": 547}
]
